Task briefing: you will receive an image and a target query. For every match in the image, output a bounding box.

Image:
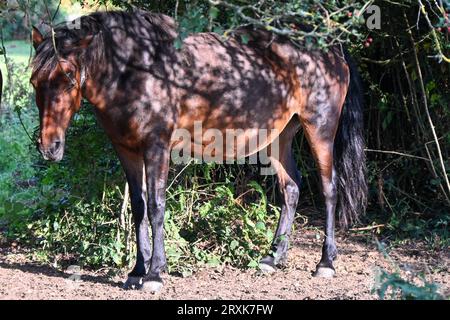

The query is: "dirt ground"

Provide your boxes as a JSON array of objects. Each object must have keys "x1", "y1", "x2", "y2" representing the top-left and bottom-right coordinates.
[{"x1": 0, "y1": 227, "x2": 448, "y2": 300}]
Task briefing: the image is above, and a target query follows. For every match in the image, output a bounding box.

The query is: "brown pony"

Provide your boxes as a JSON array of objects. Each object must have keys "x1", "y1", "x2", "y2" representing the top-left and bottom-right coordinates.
[{"x1": 30, "y1": 10, "x2": 367, "y2": 292}]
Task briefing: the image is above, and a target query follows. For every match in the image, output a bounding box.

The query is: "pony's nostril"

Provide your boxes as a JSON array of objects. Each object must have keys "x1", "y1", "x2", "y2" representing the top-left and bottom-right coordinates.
[{"x1": 54, "y1": 140, "x2": 62, "y2": 151}]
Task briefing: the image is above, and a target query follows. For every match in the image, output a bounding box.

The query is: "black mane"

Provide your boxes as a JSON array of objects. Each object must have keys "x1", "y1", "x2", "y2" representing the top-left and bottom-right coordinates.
[{"x1": 31, "y1": 10, "x2": 176, "y2": 78}]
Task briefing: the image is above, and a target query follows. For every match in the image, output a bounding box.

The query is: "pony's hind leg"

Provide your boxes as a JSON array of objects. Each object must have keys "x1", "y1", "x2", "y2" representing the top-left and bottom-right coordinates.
[{"x1": 260, "y1": 117, "x2": 301, "y2": 272}]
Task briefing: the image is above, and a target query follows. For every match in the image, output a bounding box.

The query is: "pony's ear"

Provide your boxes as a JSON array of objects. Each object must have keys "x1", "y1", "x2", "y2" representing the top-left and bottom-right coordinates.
[{"x1": 32, "y1": 26, "x2": 44, "y2": 50}]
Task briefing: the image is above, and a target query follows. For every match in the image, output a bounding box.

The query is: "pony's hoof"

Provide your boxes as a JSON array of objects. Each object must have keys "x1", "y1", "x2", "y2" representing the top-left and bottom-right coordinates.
[
  {"x1": 258, "y1": 262, "x2": 276, "y2": 274},
  {"x1": 142, "y1": 280, "x2": 163, "y2": 293},
  {"x1": 123, "y1": 276, "x2": 143, "y2": 290},
  {"x1": 313, "y1": 267, "x2": 335, "y2": 278}
]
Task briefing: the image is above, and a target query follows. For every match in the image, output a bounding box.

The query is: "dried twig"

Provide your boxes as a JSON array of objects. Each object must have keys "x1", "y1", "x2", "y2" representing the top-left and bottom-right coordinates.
[
  {"x1": 350, "y1": 224, "x2": 385, "y2": 231},
  {"x1": 365, "y1": 148, "x2": 431, "y2": 162},
  {"x1": 418, "y1": 0, "x2": 450, "y2": 63}
]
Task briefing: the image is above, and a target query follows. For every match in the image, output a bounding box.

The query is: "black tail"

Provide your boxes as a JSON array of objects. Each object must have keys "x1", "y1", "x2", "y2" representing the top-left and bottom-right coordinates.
[{"x1": 334, "y1": 52, "x2": 368, "y2": 228}]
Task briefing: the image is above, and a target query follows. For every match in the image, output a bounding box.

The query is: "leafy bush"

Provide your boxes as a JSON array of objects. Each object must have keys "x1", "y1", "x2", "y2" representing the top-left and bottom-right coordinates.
[
  {"x1": 0, "y1": 1, "x2": 66, "y2": 40},
  {"x1": 374, "y1": 268, "x2": 445, "y2": 300},
  {"x1": 0, "y1": 60, "x2": 37, "y2": 234},
  {"x1": 372, "y1": 240, "x2": 446, "y2": 300},
  {"x1": 166, "y1": 176, "x2": 278, "y2": 274}
]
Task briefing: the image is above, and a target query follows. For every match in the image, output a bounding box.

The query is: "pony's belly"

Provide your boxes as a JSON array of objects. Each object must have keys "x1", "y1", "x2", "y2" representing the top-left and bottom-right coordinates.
[
  {"x1": 170, "y1": 129, "x2": 267, "y2": 161},
  {"x1": 170, "y1": 113, "x2": 292, "y2": 162}
]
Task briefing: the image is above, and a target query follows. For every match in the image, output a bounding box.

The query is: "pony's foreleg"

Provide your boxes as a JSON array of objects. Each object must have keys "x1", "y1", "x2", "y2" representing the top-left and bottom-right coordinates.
[
  {"x1": 114, "y1": 146, "x2": 152, "y2": 290},
  {"x1": 142, "y1": 141, "x2": 171, "y2": 292},
  {"x1": 303, "y1": 123, "x2": 338, "y2": 278},
  {"x1": 260, "y1": 118, "x2": 301, "y2": 272}
]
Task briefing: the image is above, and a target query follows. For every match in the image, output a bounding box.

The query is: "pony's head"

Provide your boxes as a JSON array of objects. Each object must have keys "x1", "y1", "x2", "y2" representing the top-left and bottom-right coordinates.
[{"x1": 30, "y1": 26, "x2": 94, "y2": 161}]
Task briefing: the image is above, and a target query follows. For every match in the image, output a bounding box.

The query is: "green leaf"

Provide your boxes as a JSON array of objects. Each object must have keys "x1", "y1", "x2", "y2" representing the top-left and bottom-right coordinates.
[
  {"x1": 213, "y1": 26, "x2": 224, "y2": 35},
  {"x1": 382, "y1": 111, "x2": 393, "y2": 130},
  {"x1": 247, "y1": 260, "x2": 259, "y2": 268},
  {"x1": 174, "y1": 38, "x2": 183, "y2": 50},
  {"x1": 112, "y1": 253, "x2": 122, "y2": 266},
  {"x1": 430, "y1": 178, "x2": 441, "y2": 186},
  {"x1": 82, "y1": 241, "x2": 89, "y2": 251},
  {"x1": 209, "y1": 7, "x2": 219, "y2": 20},
  {"x1": 207, "y1": 257, "x2": 221, "y2": 267},
  {"x1": 244, "y1": 216, "x2": 255, "y2": 228},
  {"x1": 255, "y1": 221, "x2": 266, "y2": 231},
  {"x1": 240, "y1": 34, "x2": 250, "y2": 44}
]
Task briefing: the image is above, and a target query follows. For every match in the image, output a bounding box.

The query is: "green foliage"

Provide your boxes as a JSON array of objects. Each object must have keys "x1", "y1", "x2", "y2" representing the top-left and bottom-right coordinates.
[
  {"x1": 0, "y1": 61, "x2": 38, "y2": 235},
  {"x1": 2, "y1": 58, "x2": 32, "y2": 104},
  {"x1": 374, "y1": 268, "x2": 445, "y2": 300},
  {"x1": 208, "y1": 0, "x2": 370, "y2": 48},
  {"x1": 0, "y1": 0, "x2": 66, "y2": 40},
  {"x1": 30, "y1": 196, "x2": 129, "y2": 267},
  {"x1": 166, "y1": 177, "x2": 278, "y2": 273},
  {"x1": 356, "y1": 0, "x2": 450, "y2": 249},
  {"x1": 25, "y1": 107, "x2": 132, "y2": 268},
  {"x1": 372, "y1": 240, "x2": 446, "y2": 300},
  {"x1": 378, "y1": 198, "x2": 449, "y2": 249}
]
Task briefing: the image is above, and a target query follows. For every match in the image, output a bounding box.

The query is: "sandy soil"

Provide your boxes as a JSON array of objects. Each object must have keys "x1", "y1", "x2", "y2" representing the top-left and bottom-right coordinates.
[{"x1": 0, "y1": 227, "x2": 448, "y2": 300}]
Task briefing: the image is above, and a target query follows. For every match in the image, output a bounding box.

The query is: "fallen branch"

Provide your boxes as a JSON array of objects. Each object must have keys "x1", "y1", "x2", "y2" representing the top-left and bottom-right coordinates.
[{"x1": 350, "y1": 224, "x2": 385, "y2": 231}]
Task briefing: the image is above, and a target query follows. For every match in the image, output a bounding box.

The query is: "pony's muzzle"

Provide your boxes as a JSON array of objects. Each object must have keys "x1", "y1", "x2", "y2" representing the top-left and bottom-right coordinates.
[{"x1": 38, "y1": 138, "x2": 64, "y2": 162}]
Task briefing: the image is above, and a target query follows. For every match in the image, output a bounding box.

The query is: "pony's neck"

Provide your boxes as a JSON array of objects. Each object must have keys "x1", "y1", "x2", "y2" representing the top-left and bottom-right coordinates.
[
  {"x1": 80, "y1": 50, "x2": 114, "y2": 111},
  {"x1": 82, "y1": 75, "x2": 110, "y2": 112},
  {"x1": 80, "y1": 49, "x2": 123, "y2": 112}
]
